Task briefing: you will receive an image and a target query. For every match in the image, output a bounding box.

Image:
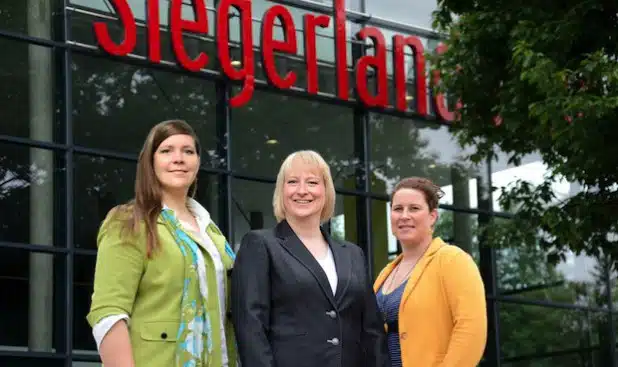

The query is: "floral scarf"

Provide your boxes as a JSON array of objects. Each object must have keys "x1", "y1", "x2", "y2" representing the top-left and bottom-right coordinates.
[{"x1": 160, "y1": 208, "x2": 235, "y2": 367}]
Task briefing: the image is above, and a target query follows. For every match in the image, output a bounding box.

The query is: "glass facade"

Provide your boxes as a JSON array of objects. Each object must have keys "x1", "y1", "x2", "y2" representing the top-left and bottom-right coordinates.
[{"x1": 0, "y1": 1, "x2": 615, "y2": 366}]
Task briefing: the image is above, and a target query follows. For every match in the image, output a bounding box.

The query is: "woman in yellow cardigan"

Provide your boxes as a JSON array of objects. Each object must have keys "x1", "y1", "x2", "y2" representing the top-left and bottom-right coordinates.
[{"x1": 374, "y1": 177, "x2": 487, "y2": 367}]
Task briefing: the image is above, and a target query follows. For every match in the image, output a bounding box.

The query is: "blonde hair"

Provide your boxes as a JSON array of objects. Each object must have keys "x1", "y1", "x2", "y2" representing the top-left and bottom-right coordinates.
[{"x1": 273, "y1": 150, "x2": 336, "y2": 223}]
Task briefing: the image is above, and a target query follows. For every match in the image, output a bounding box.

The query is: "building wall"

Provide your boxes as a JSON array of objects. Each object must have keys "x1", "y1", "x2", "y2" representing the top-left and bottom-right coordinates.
[{"x1": 0, "y1": 1, "x2": 616, "y2": 366}]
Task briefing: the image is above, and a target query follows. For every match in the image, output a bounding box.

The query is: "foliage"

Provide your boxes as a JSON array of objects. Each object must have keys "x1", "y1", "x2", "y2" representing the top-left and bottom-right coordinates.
[{"x1": 431, "y1": 0, "x2": 618, "y2": 264}]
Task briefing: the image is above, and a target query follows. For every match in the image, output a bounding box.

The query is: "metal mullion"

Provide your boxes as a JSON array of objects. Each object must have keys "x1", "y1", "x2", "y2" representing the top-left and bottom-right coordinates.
[
  {"x1": 0, "y1": 134, "x2": 68, "y2": 151},
  {"x1": 478, "y1": 158, "x2": 501, "y2": 367},
  {"x1": 490, "y1": 295, "x2": 611, "y2": 314},
  {"x1": 0, "y1": 241, "x2": 70, "y2": 254},
  {"x1": 59, "y1": 0, "x2": 75, "y2": 365}
]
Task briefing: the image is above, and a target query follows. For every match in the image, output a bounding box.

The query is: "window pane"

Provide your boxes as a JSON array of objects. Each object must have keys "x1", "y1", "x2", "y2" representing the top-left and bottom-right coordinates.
[
  {"x1": 231, "y1": 179, "x2": 276, "y2": 246},
  {"x1": 365, "y1": 0, "x2": 438, "y2": 30},
  {"x1": 370, "y1": 114, "x2": 479, "y2": 210},
  {"x1": 71, "y1": 54, "x2": 221, "y2": 167},
  {"x1": 330, "y1": 194, "x2": 358, "y2": 244},
  {"x1": 231, "y1": 90, "x2": 359, "y2": 185},
  {"x1": 74, "y1": 254, "x2": 96, "y2": 352},
  {"x1": 433, "y1": 210, "x2": 479, "y2": 263},
  {"x1": 0, "y1": 38, "x2": 61, "y2": 142},
  {"x1": 0, "y1": 356, "x2": 64, "y2": 367},
  {"x1": 74, "y1": 155, "x2": 220, "y2": 250},
  {"x1": 499, "y1": 303, "x2": 607, "y2": 365},
  {"x1": 502, "y1": 350, "x2": 603, "y2": 366},
  {"x1": 496, "y1": 229, "x2": 610, "y2": 308},
  {"x1": 0, "y1": 143, "x2": 64, "y2": 246},
  {"x1": 0, "y1": 1, "x2": 55, "y2": 39},
  {"x1": 0, "y1": 248, "x2": 61, "y2": 352}
]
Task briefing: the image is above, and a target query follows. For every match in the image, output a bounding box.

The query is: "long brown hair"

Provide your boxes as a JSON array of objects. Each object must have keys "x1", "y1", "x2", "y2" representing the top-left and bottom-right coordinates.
[{"x1": 107, "y1": 119, "x2": 201, "y2": 257}]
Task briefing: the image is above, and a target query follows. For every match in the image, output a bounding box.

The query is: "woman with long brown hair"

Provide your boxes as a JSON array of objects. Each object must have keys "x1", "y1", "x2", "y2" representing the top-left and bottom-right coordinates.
[{"x1": 87, "y1": 120, "x2": 237, "y2": 367}]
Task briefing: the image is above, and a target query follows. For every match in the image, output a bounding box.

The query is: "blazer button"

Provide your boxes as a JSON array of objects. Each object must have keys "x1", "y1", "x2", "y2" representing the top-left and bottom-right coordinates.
[
  {"x1": 327, "y1": 338, "x2": 340, "y2": 346},
  {"x1": 161, "y1": 332, "x2": 168, "y2": 339},
  {"x1": 400, "y1": 332, "x2": 407, "y2": 340},
  {"x1": 325, "y1": 310, "x2": 337, "y2": 319}
]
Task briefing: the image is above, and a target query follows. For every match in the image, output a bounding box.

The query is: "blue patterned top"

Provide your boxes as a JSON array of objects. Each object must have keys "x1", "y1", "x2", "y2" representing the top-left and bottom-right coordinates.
[{"x1": 376, "y1": 279, "x2": 408, "y2": 367}]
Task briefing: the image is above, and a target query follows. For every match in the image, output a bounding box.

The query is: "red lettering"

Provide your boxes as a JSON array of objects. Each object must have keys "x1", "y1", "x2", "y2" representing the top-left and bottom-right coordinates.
[
  {"x1": 170, "y1": 0, "x2": 209, "y2": 72},
  {"x1": 217, "y1": 0, "x2": 255, "y2": 107},
  {"x1": 393, "y1": 35, "x2": 427, "y2": 115},
  {"x1": 432, "y1": 43, "x2": 461, "y2": 122},
  {"x1": 93, "y1": 0, "x2": 136, "y2": 56},
  {"x1": 334, "y1": 0, "x2": 349, "y2": 100},
  {"x1": 303, "y1": 14, "x2": 330, "y2": 94},
  {"x1": 355, "y1": 27, "x2": 388, "y2": 108},
  {"x1": 147, "y1": 0, "x2": 161, "y2": 62},
  {"x1": 261, "y1": 5, "x2": 298, "y2": 89}
]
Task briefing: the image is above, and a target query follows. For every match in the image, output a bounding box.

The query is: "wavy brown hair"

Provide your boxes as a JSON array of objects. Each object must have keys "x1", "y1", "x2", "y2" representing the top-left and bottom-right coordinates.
[
  {"x1": 108, "y1": 119, "x2": 201, "y2": 257},
  {"x1": 391, "y1": 177, "x2": 445, "y2": 211}
]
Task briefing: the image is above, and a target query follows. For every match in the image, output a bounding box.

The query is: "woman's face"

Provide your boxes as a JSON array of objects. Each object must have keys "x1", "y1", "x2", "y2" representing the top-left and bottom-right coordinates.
[
  {"x1": 390, "y1": 188, "x2": 437, "y2": 246},
  {"x1": 153, "y1": 134, "x2": 199, "y2": 194},
  {"x1": 282, "y1": 159, "x2": 326, "y2": 223}
]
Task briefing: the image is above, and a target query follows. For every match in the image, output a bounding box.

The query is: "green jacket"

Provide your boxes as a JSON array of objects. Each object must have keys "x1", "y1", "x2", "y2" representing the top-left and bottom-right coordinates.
[{"x1": 87, "y1": 213, "x2": 237, "y2": 367}]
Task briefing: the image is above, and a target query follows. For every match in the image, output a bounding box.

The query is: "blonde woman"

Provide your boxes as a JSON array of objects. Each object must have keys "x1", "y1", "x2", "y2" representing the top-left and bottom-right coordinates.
[
  {"x1": 87, "y1": 120, "x2": 237, "y2": 367},
  {"x1": 231, "y1": 150, "x2": 389, "y2": 367}
]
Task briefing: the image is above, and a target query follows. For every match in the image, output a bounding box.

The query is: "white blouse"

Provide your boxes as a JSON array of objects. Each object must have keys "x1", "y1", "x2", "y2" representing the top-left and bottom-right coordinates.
[{"x1": 316, "y1": 247, "x2": 338, "y2": 295}]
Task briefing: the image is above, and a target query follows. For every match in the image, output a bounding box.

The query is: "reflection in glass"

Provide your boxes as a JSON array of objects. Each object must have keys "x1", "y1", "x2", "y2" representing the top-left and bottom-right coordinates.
[
  {"x1": 231, "y1": 179, "x2": 277, "y2": 247},
  {"x1": 496, "y1": 229, "x2": 610, "y2": 308},
  {"x1": 0, "y1": 38, "x2": 60, "y2": 142},
  {"x1": 329, "y1": 194, "x2": 358, "y2": 244},
  {"x1": 231, "y1": 91, "x2": 359, "y2": 185},
  {"x1": 370, "y1": 114, "x2": 478, "y2": 210},
  {"x1": 365, "y1": 0, "x2": 438, "y2": 30},
  {"x1": 0, "y1": 1, "x2": 55, "y2": 39},
  {"x1": 71, "y1": 54, "x2": 220, "y2": 166},
  {"x1": 74, "y1": 155, "x2": 135, "y2": 250},
  {"x1": 0, "y1": 248, "x2": 58, "y2": 351},
  {"x1": 499, "y1": 303, "x2": 608, "y2": 365},
  {"x1": 0, "y1": 144, "x2": 63, "y2": 246}
]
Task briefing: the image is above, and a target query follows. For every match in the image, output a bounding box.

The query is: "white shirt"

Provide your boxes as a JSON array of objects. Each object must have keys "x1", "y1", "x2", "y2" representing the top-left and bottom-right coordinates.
[
  {"x1": 92, "y1": 199, "x2": 229, "y2": 366},
  {"x1": 316, "y1": 247, "x2": 338, "y2": 295}
]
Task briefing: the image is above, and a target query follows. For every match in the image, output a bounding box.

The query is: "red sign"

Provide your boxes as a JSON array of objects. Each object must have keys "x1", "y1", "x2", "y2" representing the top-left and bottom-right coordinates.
[{"x1": 93, "y1": 0, "x2": 456, "y2": 121}]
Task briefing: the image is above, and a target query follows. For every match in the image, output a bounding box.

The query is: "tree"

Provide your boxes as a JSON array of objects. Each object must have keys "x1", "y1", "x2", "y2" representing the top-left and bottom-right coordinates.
[{"x1": 431, "y1": 0, "x2": 618, "y2": 264}]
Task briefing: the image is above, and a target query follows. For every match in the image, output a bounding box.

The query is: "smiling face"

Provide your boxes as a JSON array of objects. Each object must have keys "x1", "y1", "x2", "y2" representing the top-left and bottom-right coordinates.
[
  {"x1": 390, "y1": 188, "x2": 438, "y2": 247},
  {"x1": 153, "y1": 134, "x2": 199, "y2": 194},
  {"x1": 282, "y1": 158, "x2": 326, "y2": 223}
]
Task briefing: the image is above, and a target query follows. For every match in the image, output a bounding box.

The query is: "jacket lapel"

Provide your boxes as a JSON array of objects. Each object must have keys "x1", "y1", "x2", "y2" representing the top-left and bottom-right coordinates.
[
  {"x1": 276, "y1": 220, "x2": 338, "y2": 308},
  {"x1": 373, "y1": 237, "x2": 446, "y2": 309},
  {"x1": 396, "y1": 238, "x2": 446, "y2": 310}
]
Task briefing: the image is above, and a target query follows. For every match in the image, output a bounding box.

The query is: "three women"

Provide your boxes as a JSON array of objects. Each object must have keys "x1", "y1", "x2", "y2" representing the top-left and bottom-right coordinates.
[{"x1": 88, "y1": 119, "x2": 486, "y2": 367}]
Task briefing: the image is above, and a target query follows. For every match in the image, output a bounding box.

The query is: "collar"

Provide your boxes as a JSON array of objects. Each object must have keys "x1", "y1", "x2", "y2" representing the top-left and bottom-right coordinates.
[{"x1": 162, "y1": 198, "x2": 212, "y2": 227}]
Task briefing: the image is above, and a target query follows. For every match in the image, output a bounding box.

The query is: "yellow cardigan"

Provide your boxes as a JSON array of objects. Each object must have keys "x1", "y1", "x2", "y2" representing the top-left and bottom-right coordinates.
[{"x1": 373, "y1": 237, "x2": 487, "y2": 367}]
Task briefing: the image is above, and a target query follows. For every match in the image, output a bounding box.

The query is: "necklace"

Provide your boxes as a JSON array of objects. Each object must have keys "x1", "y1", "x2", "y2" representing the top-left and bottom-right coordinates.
[
  {"x1": 378, "y1": 261, "x2": 415, "y2": 329},
  {"x1": 378, "y1": 243, "x2": 432, "y2": 330}
]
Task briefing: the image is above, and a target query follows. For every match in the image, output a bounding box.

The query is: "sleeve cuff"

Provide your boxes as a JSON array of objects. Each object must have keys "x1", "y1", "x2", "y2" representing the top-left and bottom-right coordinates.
[{"x1": 92, "y1": 314, "x2": 129, "y2": 350}]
